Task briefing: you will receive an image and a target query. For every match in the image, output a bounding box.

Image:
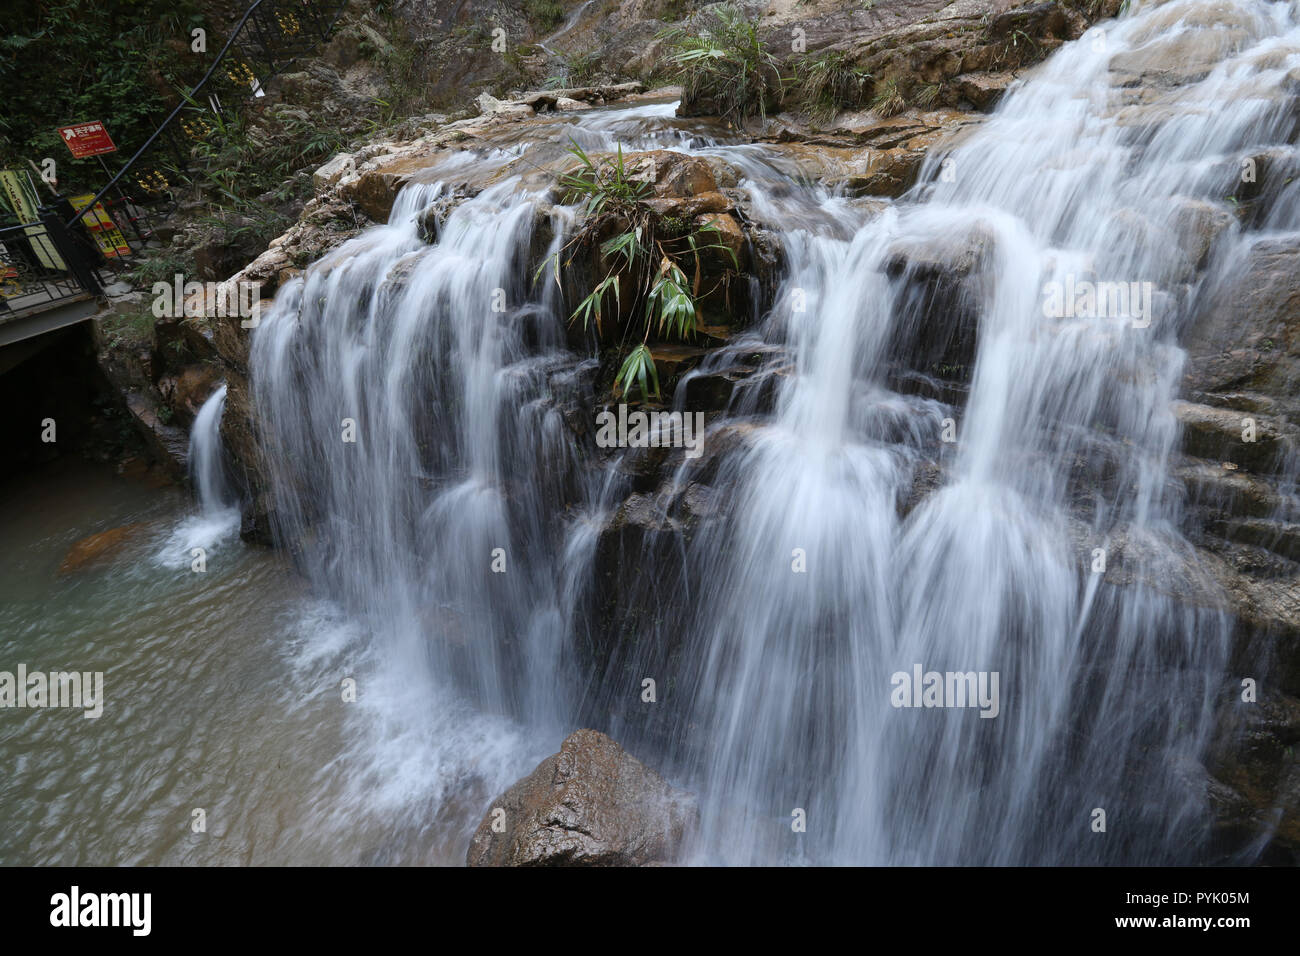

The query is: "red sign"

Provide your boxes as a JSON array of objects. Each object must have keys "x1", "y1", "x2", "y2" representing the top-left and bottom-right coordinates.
[{"x1": 58, "y1": 121, "x2": 117, "y2": 159}]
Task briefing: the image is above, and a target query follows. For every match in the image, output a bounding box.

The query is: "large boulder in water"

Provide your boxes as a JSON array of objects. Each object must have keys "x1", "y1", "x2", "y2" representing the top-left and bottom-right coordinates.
[{"x1": 466, "y1": 729, "x2": 698, "y2": 866}]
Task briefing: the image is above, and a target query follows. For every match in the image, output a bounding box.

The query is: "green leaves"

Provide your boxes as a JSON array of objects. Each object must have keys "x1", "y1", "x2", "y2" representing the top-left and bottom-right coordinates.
[
  {"x1": 792, "y1": 50, "x2": 872, "y2": 121},
  {"x1": 558, "y1": 141, "x2": 650, "y2": 215},
  {"x1": 647, "y1": 258, "x2": 696, "y2": 339},
  {"x1": 573, "y1": 275, "x2": 621, "y2": 335},
  {"x1": 600, "y1": 226, "x2": 644, "y2": 270},
  {"x1": 615, "y1": 344, "x2": 660, "y2": 401},
  {"x1": 0, "y1": 0, "x2": 202, "y2": 180},
  {"x1": 669, "y1": 47, "x2": 729, "y2": 65},
  {"x1": 661, "y1": 3, "x2": 780, "y2": 125},
  {"x1": 545, "y1": 139, "x2": 743, "y2": 405},
  {"x1": 687, "y1": 221, "x2": 739, "y2": 271}
]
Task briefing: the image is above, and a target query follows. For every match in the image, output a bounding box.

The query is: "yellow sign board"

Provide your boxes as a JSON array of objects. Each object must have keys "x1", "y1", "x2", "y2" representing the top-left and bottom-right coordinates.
[
  {"x1": 0, "y1": 169, "x2": 66, "y2": 273},
  {"x1": 70, "y1": 193, "x2": 131, "y2": 258}
]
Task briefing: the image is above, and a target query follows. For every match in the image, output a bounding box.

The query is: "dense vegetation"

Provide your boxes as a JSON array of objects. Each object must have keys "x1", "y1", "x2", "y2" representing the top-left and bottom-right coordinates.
[{"x1": 0, "y1": 0, "x2": 205, "y2": 193}]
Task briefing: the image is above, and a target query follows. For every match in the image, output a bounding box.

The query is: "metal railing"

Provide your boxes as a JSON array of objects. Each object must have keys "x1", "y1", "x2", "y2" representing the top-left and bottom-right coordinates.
[
  {"x1": 0, "y1": 185, "x2": 116, "y2": 320},
  {"x1": 0, "y1": 218, "x2": 97, "y2": 318}
]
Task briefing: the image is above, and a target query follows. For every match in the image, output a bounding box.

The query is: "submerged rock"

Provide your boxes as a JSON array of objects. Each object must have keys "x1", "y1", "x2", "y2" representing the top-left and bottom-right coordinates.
[
  {"x1": 59, "y1": 522, "x2": 151, "y2": 574},
  {"x1": 466, "y1": 729, "x2": 698, "y2": 866}
]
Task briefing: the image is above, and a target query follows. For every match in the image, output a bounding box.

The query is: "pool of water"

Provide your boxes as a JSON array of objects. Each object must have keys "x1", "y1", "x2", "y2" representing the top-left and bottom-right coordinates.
[{"x1": 0, "y1": 459, "x2": 536, "y2": 865}]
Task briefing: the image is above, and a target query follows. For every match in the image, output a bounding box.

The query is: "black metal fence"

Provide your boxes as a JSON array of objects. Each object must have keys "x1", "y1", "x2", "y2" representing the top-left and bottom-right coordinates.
[
  {"x1": 0, "y1": 221, "x2": 94, "y2": 317},
  {"x1": 0, "y1": 189, "x2": 114, "y2": 319}
]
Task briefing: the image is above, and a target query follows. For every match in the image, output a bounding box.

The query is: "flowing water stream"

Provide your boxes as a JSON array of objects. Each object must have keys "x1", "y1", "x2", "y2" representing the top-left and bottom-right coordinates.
[{"x1": 3, "y1": 0, "x2": 1297, "y2": 865}]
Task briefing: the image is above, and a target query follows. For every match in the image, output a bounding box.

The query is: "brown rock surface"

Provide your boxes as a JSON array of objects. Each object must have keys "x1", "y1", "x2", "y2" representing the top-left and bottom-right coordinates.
[
  {"x1": 59, "y1": 523, "x2": 151, "y2": 574},
  {"x1": 467, "y1": 729, "x2": 698, "y2": 866}
]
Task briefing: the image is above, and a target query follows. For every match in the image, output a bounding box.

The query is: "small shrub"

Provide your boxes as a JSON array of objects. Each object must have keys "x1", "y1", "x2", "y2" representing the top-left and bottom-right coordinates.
[
  {"x1": 99, "y1": 309, "x2": 157, "y2": 351},
  {"x1": 661, "y1": 4, "x2": 781, "y2": 125},
  {"x1": 541, "y1": 141, "x2": 739, "y2": 400},
  {"x1": 792, "y1": 50, "x2": 871, "y2": 121},
  {"x1": 914, "y1": 83, "x2": 942, "y2": 109},
  {"x1": 566, "y1": 51, "x2": 605, "y2": 86},
  {"x1": 526, "y1": 0, "x2": 568, "y2": 32}
]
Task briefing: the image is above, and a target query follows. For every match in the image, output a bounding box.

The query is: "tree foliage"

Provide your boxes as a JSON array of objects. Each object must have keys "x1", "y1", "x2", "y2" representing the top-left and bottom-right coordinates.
[{"x1": 0, "y1": 0, "x2": 203, "y2": 192}]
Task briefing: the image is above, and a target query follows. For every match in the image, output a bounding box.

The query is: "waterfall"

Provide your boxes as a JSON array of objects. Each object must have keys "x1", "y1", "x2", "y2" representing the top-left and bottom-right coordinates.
[
  {"x1": 190, "y1": 384, "x2": 232, "y2": 516},
  {"x1": 247, "y1": 174, "x2": 585, "y2": 830},
  {"x1": 160, "y1": 382, "x2": 243, "y2": 569},
  {"x1": 246, "y1": 0, "x2": 1300, "y2": 864},
  {"x1": 646, "y1": 0, "x2": 1298, "y2": 864}
]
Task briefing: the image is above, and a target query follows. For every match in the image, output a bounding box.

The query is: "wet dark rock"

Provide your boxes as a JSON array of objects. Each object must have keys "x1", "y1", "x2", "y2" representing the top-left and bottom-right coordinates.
[
  {"x1": 192, "y1": 226, "x2": 267, "y2": 282},
  {"x1": 467, "y1": 729, "x2": 698, "y2": 866},
  {"x1": 681, "y1": 482, "x2": 723, "y2": 520},
  {"x1": 1173, "y1": 401, "x2": 1291, "y2": 475},
  {"x1": 123, "y1": 392, "x2": 189, "y2": 479},
  {"x1": 1208, "y1": 517, "x2": 1300, "y2": 563},
  {"x1": 1184, "y1": 236, "x2": 1300, "y2": 416},
  {"x1": 1170, "y1": 198, "x2": 1235, "y2": 272},
  {"x1": 950, "y1": 71, "x2": 1015, "y2": 111},
  {"x1": 238, "y1": 492, "x2": 279, "y2": 547},
  {"x1": 1207, "y1": 692, "x2": 1300, "y2": 862},
  {"x1": 1177, "y1": 461, "x2": 1290, "y2": 521},
  {"x1": 416, "y1": 188, "x2": 478, "y2": 243},
  {"x1": 217, "y1": 373, "x2": 268, "y2": 536},
  {"x1": 156, "y1": 363, "x2": 223, "y2": 428},
  {"x1": 883, "y1": 223, "x2": 995, "y2": 382},
  {"x1": 681, "y1": 365, "x2": 753, "y2": 412},
  {"x1": 1230, "y1": 149, "x2": 1300, "y2": 227},
  {"x1": 902, "y1": 457, "x2": 946, "y2": 517},
  {"x1": 152, "y1": 314, "x2": 218, "y2": 374}
]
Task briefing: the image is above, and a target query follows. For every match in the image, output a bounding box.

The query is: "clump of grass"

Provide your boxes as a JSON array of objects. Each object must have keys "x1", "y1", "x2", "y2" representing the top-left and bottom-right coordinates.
[
  {"x1": 992, "y1": 28, "x2": 1041, "y2": 67},
  {"x1": 526, "y1": 0, "x2": 567, "y2": 32},
  {"x1": 661, "y1": 4, "x2": 781, "y2": 125},
  {"x1": 565, "y1": 51, "x2": 604, "y2": 86},
  {"x1": 871, "y1": 77, "x2": 906, "y2": 117},
  {"x1": 792, "y1": 49, "x2": 871, "y2": 121},
  {"x1": 98, "y1": 308, "x2": 158, "y2": 351},
  {"x1": 557, "y1": 141, "x2": 652, "y2": 217},
  {"x1": 125, "y1": 248, "x2": 195, "y2": 290},
  {"x1": 914, "y1": 83, "x2": 942, "y2": 109}
]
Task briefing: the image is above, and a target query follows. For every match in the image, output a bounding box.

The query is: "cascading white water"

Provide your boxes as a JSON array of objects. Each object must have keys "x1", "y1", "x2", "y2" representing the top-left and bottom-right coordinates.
[
  {"x1": 654, "y1": 0, "x2": 1297, "y2": 864},
  {"x1": 171, "y1": 382, "x2": 243, "y2": 559},
  {"x1": 190, "y1": 383, "x2": 232, "y2": 515},
  {"x1": 242, "y1": 0, "x2": 1299, "y2": 864}
]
